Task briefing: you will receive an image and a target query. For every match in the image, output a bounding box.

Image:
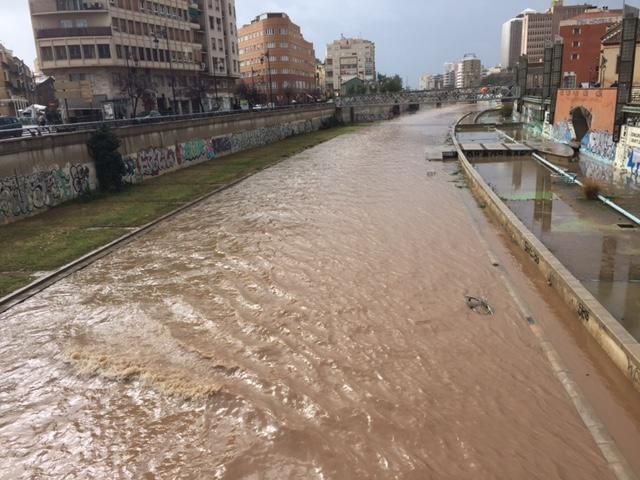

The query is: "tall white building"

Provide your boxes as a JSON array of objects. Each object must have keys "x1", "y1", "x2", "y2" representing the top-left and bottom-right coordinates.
[
  {"x1": 501, "y1": 15, "x2": 524, "y2": 70},
  {"x1": 455, "y1": 53, "x2": 482, "y2": 89},
  {"x1": 443, "y1": 62, "x2": 456, "y2": 89},
  {"x1": 325, "y1": 37, "x2": 375, "y2": 93}
]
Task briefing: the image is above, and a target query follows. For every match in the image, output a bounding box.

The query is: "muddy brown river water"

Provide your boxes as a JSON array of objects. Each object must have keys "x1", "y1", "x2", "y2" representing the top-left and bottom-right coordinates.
[{"x1": 0, "y1": 106, "x2": 635, "y2": 479}]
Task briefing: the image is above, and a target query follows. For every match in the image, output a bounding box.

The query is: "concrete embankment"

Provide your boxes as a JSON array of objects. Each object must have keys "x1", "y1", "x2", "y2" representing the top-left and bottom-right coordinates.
[{"x1": 453, "y1": 116, "x2": 640, "y2": 394}]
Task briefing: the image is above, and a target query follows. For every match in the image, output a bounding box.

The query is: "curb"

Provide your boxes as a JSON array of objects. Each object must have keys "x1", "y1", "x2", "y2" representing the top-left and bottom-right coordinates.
[{"x1": 451, "y1": 118, "x2": 640, "y2": 394}]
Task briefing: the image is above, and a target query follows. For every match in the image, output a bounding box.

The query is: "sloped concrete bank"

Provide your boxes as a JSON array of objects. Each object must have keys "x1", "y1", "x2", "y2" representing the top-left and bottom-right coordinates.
[{"x1": 452, "y1": 117, "x2": 640, "y2": 393}]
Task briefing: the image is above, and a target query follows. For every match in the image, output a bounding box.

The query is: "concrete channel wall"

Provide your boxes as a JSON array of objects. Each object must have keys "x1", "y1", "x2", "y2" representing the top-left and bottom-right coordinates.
[
  {"x1": 0, "y1": 106, "x2": 336, "y2": 224},
  {"x1": 452, "y1": 117, "x2": 640, "y2": 393}
]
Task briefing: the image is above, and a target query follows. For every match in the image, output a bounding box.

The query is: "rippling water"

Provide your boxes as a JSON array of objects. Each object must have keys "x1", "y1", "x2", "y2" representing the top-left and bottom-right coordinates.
[{"x1": 0, "y1": 106, "x2": 615, "y2": 479}]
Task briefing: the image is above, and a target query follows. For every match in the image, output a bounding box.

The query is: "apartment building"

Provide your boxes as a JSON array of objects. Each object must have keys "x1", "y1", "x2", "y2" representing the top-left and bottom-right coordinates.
[
  {"x1": 443, "y1": 62, "x2": 456, "y2": 89},
  {"x1": 325, "y1": 37, "x2": 375, "y2": 94},
  {"x1": 29, "y1": 0, "x2": 239, "y2": 120},
  {"x1": 559, "y1": 8, "x2": 622, "y2": 87},
  {"x1": 455, "y1": 54, "x2": 482, "y2": 89},
  {"x1": 0, "y1": 44, "x2": 35, "y2": 117},
  {"x1": 238, "y1": 12, "x2": 316, "y2": 104},
  {"x1": 520, "y1": 1, "x2": 595, "y2": 65},
  {"x1": 419, "y1": 74, "x2": 443, "y2": 91}
]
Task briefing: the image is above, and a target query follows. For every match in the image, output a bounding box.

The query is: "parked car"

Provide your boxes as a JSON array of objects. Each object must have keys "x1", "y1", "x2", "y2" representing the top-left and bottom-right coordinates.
[{"x1": 0, "y1": 117, "x2": 23, "y2": 139}]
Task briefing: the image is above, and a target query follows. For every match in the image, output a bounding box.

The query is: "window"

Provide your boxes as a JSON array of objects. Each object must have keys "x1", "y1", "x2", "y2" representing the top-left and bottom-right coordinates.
[
  {"x1": 40, "y1": 47, "x2": 53, "y2": 61},
  {"x1": 280, "y1": 42, "x2": 288, "y2": 48},
  {"x1": 573, "y1": 27, "x2": 582, "y2": 35},
  {"x1": 97, "y1": 44, "x2": 111, "y2": 58},
  {"x1": 115, "y1": 44, "x2": 123, "y2": 58},
  {"x1": 54, "y1": 46, "x2": 67, "y2": 60},
  {"x1": 266, "y1": 28, "x2": 274, "y2": 35},
  {"x1": 572, "y1": 41, "x2": 581, "y2": 48},
  {"x1": 138, "y1": 47, "x2": 145, "y2": 60},
  {"x1": 267, "y1": 42, "x2": 275, "y2": 49},
  {"x1": 68, "y1": 44, "x2": 82, "y2": 59},
  {"x1": 60, "y1": 19, "x2": 73, "y2": 28},
  {"x1": 571, "y1": 53, "x2": 580, "y2": 60},
  {"x1": 83, "y1": 45, "x2": 96, "y2": 58},
  {"x1": 69, "y1": 73, "x2": 86, "y2": 81}
]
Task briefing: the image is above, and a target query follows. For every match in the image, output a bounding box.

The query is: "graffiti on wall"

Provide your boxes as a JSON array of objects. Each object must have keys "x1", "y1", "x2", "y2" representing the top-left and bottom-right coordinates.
[
  {"x1": 176, "y1": 138, "x2": 214, "y2": 165},
  {"x1": 136, "y1": 146, "x2": 177, "y2": 177},
  {"x1": 552, "y1": 121, "x2": 574, "y2": 143},
  {"x1": 626, "y1": 150, "x2": 640, "y2": 177},
  {"x1": 0, "y1": 164, "x2": 93, "y2": 222},
  {"x1": 581, "y1": 130, "x2": 616, "y2": 163}
]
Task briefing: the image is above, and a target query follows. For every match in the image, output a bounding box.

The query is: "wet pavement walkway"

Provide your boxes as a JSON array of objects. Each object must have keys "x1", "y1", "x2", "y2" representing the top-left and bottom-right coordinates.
[{"x1": 0, "y1": 105, "x2": 637, "y2": 479}]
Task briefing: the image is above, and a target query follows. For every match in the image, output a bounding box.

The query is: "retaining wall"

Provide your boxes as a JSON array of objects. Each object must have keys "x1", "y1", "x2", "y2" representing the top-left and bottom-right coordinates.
[
  {"x1": 452, "y1": 121, "x2": 640, "y2": 393},
  {"x1": 0, "y1": 106, "x2": 335, "y2": 224}
]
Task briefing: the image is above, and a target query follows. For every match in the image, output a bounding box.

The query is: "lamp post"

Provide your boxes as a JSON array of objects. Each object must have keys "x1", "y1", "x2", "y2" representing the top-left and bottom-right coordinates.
[
  {"x1": 154, "y1": 28, "x2": 177, "y2": 114},
  {"x1": 260, "y1": 49, "x2": 274, "y2": 109}
]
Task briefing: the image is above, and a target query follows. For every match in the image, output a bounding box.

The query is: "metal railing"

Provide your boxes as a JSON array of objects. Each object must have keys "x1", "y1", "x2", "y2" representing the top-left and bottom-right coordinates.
[
  {"x1": 0, "y1": 103, "x2": 332, "y2": 144},
  {"x1": 36, "y1": 26, "x2": 112, "y2": 39}
]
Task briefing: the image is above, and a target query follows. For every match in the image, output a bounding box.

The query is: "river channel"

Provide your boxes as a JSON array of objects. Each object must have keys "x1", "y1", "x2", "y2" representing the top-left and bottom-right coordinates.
[{"x1": 0, "y1": 105, "x2": 628, "y2": 479}]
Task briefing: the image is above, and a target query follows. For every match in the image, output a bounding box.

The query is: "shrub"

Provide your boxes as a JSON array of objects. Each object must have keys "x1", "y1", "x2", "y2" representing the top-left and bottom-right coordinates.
[
  {"x1": 320, "y1": 114, "x2": 344, "y2": 130},
  {"x1": 582, "y1": 177, "x2": 601, "y2": 201},
  {"x1": 87, "y1": 125, "x2": 126, "y2": 192}
]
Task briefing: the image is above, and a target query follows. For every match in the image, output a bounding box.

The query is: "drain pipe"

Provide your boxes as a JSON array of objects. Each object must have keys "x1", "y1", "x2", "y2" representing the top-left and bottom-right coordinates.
[{"x1": 499, "y1": 130, "x2": 640, "y2": 227}]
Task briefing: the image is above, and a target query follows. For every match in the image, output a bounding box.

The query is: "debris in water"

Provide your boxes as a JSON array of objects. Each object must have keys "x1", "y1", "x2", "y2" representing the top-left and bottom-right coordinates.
[{"x1": 465, "y1": 295, "x2": 494, "y2": 316}]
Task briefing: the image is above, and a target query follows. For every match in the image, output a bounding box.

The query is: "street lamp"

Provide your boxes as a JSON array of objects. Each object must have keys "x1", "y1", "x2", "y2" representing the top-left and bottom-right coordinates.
[
  {"x1": 260, "y1": 49, "x2": 274, "y2": 109},
  {"x1": 154, "y1": 29, "x2": 177, "y2": 114}
]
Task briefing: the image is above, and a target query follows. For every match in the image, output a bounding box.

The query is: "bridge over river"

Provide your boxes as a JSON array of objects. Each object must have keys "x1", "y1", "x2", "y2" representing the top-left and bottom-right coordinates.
[{"x1": 1, "y1": 105, "x2": 639, "y2": 479}]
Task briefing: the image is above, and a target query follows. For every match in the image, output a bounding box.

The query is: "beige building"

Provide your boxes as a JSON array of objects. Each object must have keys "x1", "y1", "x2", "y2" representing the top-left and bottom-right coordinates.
[
  {"x1": 455, "y1": 54, "x2": 482, "y2": 89},
  {"x1": 325, "y1": 37, "x2": 375, "y2": 94},
  {"x1": 520, "y1": 1, "x2": 595, "y2": 65},
  {"x1": 315, "y1": 60, "x2": 326, "y2": 96},
  {"x1": 29, "y1": 0, "x2": 239, "y2": 120},
  {"x1": 0, "y1": 44, "x2": 35, "y2": 117}
]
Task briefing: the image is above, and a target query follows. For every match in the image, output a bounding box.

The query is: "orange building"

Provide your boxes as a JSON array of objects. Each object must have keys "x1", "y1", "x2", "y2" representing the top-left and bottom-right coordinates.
[{"x1": 238, "y1": 13, "x2": 316, "y2": 104}]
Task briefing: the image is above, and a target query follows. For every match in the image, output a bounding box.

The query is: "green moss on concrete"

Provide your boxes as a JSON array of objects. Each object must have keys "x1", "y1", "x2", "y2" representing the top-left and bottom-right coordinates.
[{"x1": 0, "y1": 126, "x2": 359, "y2": 297}]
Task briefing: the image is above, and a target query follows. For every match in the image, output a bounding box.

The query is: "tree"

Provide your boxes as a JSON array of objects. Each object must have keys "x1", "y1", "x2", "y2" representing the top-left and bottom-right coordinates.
[
  {"x1": 120, "y1": 63, "x2": 157, "y2": 117},
  {"x1": 378, "y1": 74, "x2": 403, "y2": 93},
  {"x1": 235, "y1": 82, "x2": 263, "y2": 106},
  {"x1": 87, "y1": 125, "x2": 126, "y2": 192}
]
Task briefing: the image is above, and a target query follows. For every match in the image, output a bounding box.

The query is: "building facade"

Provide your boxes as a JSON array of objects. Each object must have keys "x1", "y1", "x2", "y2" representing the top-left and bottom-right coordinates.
[
  {"x1": 29, "y1": 0, "x2": 240, "y2": 120},
  {"x1": 443, "y1": 62, "x2": 456, "y2": 89},
  {"x1": 238, "y1": 12, "x2": 316, "y2": 104},
  {"x1": 559, "y1": 8, "x2": 622, "y2": 87},
  {"x1": 315, "y1": 59, "x2": 326, "y2": 96},
  {"x1": 501, "y1": 16, "x2": 523, "y2": 70},
  {"x1": 521, "y1": 1, "x2": 595, "y2": 65},
  {"x1": 419, "y1": 73, "x2": 443, "y2": 91},
  {"x1": 0, "y1": 44, "x2": 35, "y2": 117},
  {"x1": 325, "y1": 37, "x2": 375, "y2": 94},
  {"x1": 455, "y1": 54, "x2": 482, "y2": 89}
]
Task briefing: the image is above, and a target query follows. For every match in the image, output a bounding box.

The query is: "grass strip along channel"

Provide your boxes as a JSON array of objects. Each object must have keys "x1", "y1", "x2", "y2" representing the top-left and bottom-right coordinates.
[{"x1": 0, "y1": 126, "x2": 360, "y2": 297}]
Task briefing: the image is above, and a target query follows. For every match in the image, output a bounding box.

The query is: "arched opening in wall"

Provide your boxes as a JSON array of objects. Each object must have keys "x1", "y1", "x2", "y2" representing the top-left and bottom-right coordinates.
[{"x1": 571, "y1": 106, "x2": 592, "y2": 142}]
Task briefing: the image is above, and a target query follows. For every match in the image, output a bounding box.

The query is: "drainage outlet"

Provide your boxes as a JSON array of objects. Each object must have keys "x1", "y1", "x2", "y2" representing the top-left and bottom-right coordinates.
[{"x1": 617, "y1": 223, "x2": 638, "y2": 230}]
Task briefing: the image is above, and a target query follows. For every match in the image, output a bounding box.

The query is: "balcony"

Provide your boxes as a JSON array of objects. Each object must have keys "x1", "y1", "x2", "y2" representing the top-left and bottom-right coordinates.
[
  {"x1": 30, "y1": 1, "x2": 108, "y2": 15},
  {"x1": 36, "y1": 26, "x2": 112, "y2": 39}
]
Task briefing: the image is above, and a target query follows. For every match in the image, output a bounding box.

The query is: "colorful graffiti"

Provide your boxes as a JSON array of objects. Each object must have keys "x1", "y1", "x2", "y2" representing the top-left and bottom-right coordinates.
[
  {"x1": 626, "y1": 150, "x2": 640, "y2": 177},
  {"x1": 135, "y1": 146, "x2": 177, "y2": 177},
  {"x1": 0, "y1": 164, "x2": 92, "y2": 222},
  {"x1": 581, "y1": 130, "x2": 616, "y2": 163},
  {"x1": 176, "y1": 138, "x2": 215, "y2": 165},
  {"x1": 551, "y1": 121, "x2": 574, "y2": 144}
]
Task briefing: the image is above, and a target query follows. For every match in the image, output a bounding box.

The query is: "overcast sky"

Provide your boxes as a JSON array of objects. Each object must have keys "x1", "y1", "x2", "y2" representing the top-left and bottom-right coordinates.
[{"x1": 1, "y1": 0, "x2": 625, "y2": 88}]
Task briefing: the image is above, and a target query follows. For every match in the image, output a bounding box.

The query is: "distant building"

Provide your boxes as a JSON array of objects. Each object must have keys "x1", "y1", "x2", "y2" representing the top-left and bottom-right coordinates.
[
  {"x1": 443, "y1": 62, "x2": 456, "y2": 89},
  {"x1": 600, "y1": 20, "x2": 640, "y2": 88},
  {"x1": 238, "y1": 12, "x2": 316, "y2": 104},
  {"x1": 520, "y1": 1, "x2": 595, "y2": 65},
  {"x1": 325, "y1": 37, "x2": 375, "y2": 94},
  {"x1": 559, "y1": 8, "x2": 622, "y2": 87},
  {"x1": 455, "y1": 54, "x2": 482, "y2": 89},
  {"x1": 0, "y1": 43, "x2": 35, "y2": 117},
  {"x1": 420, "y1": 74, "x2": 443, "y2": 90},
  {"x1": 315, "y1": 60, "x2": 326, "y2": 96},
  {"x1": 501, "y1": 14, "x2": 525, "y2": 70},
  {"x1": 29, "y1": 0, "x2": 240, "y2": 120}
]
